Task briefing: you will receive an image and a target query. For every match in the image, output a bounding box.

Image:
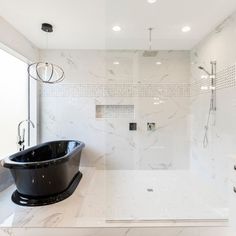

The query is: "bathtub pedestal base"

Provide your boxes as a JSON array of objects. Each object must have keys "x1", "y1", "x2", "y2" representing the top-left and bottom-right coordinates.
[{"x1": 11, "y1": 171, "x2": 83, "y2": 206}]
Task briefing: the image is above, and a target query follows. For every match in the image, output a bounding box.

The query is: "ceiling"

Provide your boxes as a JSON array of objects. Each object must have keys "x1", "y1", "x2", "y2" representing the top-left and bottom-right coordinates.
[{"x1": 0, "y1": 0, "x2": 236, "y2": 50}]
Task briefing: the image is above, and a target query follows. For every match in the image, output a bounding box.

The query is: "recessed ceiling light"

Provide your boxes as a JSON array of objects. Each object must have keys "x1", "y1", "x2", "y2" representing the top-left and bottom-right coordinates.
[
  {"x1": 182, "y1": 26, "x2": 191, "y2": 33},
  {"x1": 147, "y1": 0, "x2": 157, "y2": 4},
  {"x1": 156, "y1": 61, "x2": 162, "y2": 65},
  {"x1": 112, "y1": 25, "x2": 121, "y2": 32},
  {"x1": 113, "y1": 61, "x2": 120, "y2": 65}
]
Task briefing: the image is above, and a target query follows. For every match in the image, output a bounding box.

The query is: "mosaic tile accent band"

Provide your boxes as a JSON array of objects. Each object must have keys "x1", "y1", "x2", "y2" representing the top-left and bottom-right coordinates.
[
  {"x1": 191, "y1": 64, "x2": 236, "y2": 95},
  {"x1": 40, "y1": 65, "x2": 235, "y2": 98},
  {"x1": 40, "y1": 83, "x2": 191, "y2": 98},
  {"x1": 216, "y1": 64, "x2": 236, "y2": 90}
]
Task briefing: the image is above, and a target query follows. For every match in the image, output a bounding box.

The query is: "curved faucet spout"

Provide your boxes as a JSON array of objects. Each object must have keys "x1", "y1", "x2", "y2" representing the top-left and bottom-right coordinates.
[
  {"x1": 17, "y1": 119, "x2": 35, "y2": 151},
  {"x1": 18, "y1": 119, "x2": 35, "y2": 137}
]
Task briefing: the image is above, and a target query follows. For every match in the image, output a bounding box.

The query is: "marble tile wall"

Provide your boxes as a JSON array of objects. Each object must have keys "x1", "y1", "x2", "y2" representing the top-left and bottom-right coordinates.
[
  {"x1": 0, "y1": 227, "x2": 235, "y2": 236},
  {"x1": 39, "y1": 50, "x2": 191, "y2": 170},
  {"x1": 190, "y1": 11, "x2": 236, "y2": 203},
  {"x1": 0, "y1": 168, "x2": 13, "y2": 192},
  {"x1": 229, "y1": 155, "x2": 236, "y2": 231}
]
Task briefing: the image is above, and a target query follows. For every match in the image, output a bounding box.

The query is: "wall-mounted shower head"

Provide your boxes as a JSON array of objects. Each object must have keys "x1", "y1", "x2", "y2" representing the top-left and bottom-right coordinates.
[{"x1": 198, "y1": 66, "x2": 211, "y2": 75}]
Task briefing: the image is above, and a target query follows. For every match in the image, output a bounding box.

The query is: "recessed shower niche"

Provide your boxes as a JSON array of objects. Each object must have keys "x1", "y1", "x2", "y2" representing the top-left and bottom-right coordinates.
[{"x1": 96, "y1": 105, "x2": 134, "y2": 119}]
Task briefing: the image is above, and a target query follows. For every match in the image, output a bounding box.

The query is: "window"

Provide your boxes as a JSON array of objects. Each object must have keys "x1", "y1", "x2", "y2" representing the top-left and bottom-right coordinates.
[{"x1": 0, "y1": 48, "x2": 28, "y2": 158}]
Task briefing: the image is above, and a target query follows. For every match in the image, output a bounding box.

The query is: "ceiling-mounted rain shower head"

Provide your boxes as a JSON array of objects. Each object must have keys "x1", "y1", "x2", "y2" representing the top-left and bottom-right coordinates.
[
  {"x1": 143, "y1": 50, "x2": 158, "y2": 57},
  {"x1": 198, "y1": 66, "x2": 211, "y2": 75},
  {"x1": 143, "y1": 27, "x2": 158, "y2": 57}
]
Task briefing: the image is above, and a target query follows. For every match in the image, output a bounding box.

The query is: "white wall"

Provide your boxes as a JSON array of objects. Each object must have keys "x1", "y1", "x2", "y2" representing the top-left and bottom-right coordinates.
[
  {"x1": 0, "y1": 17, "x2": 38, "y2": 62},
  {"x1": 190, "y1": 10, "x2": 236, "y2": 223},
  {"x1": 39, "y1": 50, "x2": 191, "y2": 170}
]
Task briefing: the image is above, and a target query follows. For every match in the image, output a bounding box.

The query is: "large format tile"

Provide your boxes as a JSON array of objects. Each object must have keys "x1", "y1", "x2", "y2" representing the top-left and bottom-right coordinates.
[{"x1": 0, "y1": 168, "x2": 228, "y2": 228}]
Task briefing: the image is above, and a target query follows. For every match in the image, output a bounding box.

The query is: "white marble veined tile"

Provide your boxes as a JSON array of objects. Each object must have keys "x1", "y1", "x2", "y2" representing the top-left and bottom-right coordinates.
[
  {"x1": 0, "y1": 168, "x2": 228, "y2": 228},
  {"x1": 105, "y1": 170, "x2": 228, "y2": 221},
  {"x1": 39, "y1": 50, "x2": 191, "y2": 171},
  {"x1": 1, "y1": 227, "x2": 236, "y2": 236},
  {"x1": 0, "y1": 227, "x2": 235, "y2": 236}
]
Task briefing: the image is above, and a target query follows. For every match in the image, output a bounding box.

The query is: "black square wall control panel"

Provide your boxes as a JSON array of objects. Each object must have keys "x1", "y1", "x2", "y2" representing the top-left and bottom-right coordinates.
[{"x1": 129, "y1": 123, "x2": 137, "y2": 131}]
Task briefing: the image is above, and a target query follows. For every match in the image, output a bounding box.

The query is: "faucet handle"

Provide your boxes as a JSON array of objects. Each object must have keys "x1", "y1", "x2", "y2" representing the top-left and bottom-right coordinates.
[
  {"x1": 17, "y1": 128, "x2": 25, "y2": 146},
  {"x1": 22, "y1": 128, "x2": 25, "y2": 142},
  {"x1": 17, "y1": 119, "x2": 35, "y2": 151}
]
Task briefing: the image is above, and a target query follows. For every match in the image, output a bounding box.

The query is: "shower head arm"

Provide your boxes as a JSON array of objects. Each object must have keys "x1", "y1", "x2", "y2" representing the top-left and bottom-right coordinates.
[
  {"x1": 198, "y1": 66, "x2": 211, "y2": 75},
  {"x1": 148, "y1": 27, "x2": 153, "y2": 51}
]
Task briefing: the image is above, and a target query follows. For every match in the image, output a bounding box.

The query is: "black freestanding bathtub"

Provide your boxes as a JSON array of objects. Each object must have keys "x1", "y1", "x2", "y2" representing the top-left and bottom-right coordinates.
[{"x1": 1, "y1": 140, "x2": 85, "y2": 206}]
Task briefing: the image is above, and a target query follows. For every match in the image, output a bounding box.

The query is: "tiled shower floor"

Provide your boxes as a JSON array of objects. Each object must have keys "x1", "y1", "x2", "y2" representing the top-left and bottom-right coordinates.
[
  {"x1": 0, "y1": 168, "x2": 228, "y2": 228},
  {"x1": 105, "y1": 170, "x2": 228, "y2": 221}
]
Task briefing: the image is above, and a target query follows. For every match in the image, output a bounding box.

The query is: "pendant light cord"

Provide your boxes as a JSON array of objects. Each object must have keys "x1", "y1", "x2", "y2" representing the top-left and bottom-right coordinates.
[{"x1": 45, "y1": 31, "x2": 49, "y2": 51}]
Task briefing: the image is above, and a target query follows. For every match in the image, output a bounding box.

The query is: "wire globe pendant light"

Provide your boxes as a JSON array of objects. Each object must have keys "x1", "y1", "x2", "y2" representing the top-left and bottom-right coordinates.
[{"x1": 27, "y1": 23, "x2": 65, "y2": 84}]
